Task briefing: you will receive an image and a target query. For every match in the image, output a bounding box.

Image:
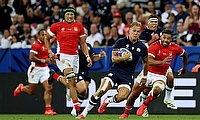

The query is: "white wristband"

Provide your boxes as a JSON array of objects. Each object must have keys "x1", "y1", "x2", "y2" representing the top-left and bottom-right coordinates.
[{"x1": 141, "y1": 76, "x2": 147, "y2": 79}]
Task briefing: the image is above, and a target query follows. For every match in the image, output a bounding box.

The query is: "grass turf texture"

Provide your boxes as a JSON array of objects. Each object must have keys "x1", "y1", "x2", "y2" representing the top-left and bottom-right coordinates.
[{"x1": 0, "y1": 114, "x2": 199, "y2": 120}]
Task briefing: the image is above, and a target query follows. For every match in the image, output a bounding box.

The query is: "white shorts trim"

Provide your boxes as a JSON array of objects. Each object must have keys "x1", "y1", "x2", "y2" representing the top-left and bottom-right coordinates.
[
  {"x1": 55, "y1": 53, "x2": 79, "y2": 74},
  {"x1": 118, "y1": 84, "x2": 131, "y2": 91},
  {"x1": 28, "y1": 65, "x2": 50, "y2": 84}
]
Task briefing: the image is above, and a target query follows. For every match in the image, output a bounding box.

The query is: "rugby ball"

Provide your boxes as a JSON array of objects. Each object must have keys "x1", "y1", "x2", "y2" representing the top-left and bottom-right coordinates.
[{"x1": 118, "y1": 48, "x2": 132, "y2": 61}]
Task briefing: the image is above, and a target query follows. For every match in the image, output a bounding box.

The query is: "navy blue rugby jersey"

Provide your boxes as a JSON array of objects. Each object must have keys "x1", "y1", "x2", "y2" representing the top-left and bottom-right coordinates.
[
  {"x1": 111, "y1": 36, "x2": 148, "y2": 74},
  {"x1": 139, "y1": 26, "x2": 163, "y2": 43},
  {"x1": 78, "y1": 43, "x2": 95, "y2": 72}
]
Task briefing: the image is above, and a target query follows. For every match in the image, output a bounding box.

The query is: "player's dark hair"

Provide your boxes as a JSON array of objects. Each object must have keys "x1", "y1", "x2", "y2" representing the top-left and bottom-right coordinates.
[
  {"x1": 162, "y1": 29, "x2": 173, "y2": 36},
  {"x1": 63, "y1": 7, "x2": 77, "y2": 19},
  {"x1": 38, "y1": 29, "x2": 46, "y2": 35},
  {"x1": 148, "y1": 14, "x2": 159, "y2": 20}
]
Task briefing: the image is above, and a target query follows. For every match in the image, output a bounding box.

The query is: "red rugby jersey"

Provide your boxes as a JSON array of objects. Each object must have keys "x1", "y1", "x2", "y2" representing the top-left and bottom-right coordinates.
[
  {"x1": 148, "y1": 40, "x2": 184, "y2": 75},
  {"x1": 49, "y1": 20, "x2": 86, "y2": 55}
]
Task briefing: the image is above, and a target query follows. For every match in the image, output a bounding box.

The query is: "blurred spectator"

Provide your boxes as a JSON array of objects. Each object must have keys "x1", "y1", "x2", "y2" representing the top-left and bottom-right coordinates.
[
  {"x1": 86, "y1": 23, "x2": 104, "y2": 47},
  {"x1": 20, "y1": 23, "x2": 33, "y2": 48},
  {"x1": 9, "y1": 25, "x2": 18, "y2": 35},
  {"x1": 101, "y1": 26, "x2": 112, "y2": 46},
  {"x1": 174, "y1": 3, "x2": 189, "y2": 31},
  {"x1": 141, "y1": 12, "x2": 152, "y2": 31},
  {"x1": 74, "y1": 0, "x2": 84, "y2": 16},
  {"x1": 0, "y1": 29, "x2": 12, "y2": 49},
  {"x1": 10, "y1": 34, "x2": 22, "y2": 49},
  {"x1": 89, "y1": 0, "x2": 111, "y2": 23},
  {"x1": 15, "y1": 14, "x2": 26, "y2": 36},
  {"x1": 48, "y1": 3, "x2": 62, "y2": 26},
  {"x1": 145, "y1": 0, "x2": 161, "y2": 17},
  {"x1": 111, "y1": 12, "x2": 125, "y2": 35},
  {"x1": 31, "y1": 0, "x2": 45, "y2": 20},
  {"x1": 182, "y1": 0, "x2": 197, "y2": 13},
  {"x1": 58, "y1": 0, "x2": 68, "y2": 16},
  {"x1": 169, "y1": 0, "x2": 184, "y2": 10},
  {"x1": 109, "y1": 26, "x2": 125, "y2": 45},
  {"x1": 43, "y1": 0, "x2": 56, "y2": 21},
  {"x1": 91, "y1": 14, "x2": 103, "y2": 34},
  {"x1": 0, "y1": 0, "x2": 14, "y2": 33},
  {"x1": 161, "y1": 1, "x2": 178, "y2": 23},
  {"x1": 76, "y1": 14, "x2": 88, "y2": 35},
  {"x1": 176, "y1": 21, "x2": 194, "y2": 46},
  {"x1": 25, "y1": 6, "x2": 44, "y2": 25},
  {"x1": 123, "y1": 12, "x2": 133, "y2": 36},
  {"x1": 132, "y1": 3, "x2": 144, "y2": 23},
  {"x1": 167, "y1": 13, "x2": 176, "y2": 32},
  {"x1": 163, "y1": 22, "x2": 177, "y2": 42},
  {"x1": 183, "y1": 3, "x2": 200, "y2": 45},
  {"x1": 93, "y1": 40, "x2": 101, "y2": 47},
  {"x1": 103, "y1": 4, "x2": 120, "y2": 27},
  {"x1": 191, "y1": 56, "x2": 200, "y2": 72},
  {"x1": 82, "y1": 2, "x2": 92, "y2": 33},
  {"x1": 13, "y1": 0, "x2": 31, "y2": 19}
]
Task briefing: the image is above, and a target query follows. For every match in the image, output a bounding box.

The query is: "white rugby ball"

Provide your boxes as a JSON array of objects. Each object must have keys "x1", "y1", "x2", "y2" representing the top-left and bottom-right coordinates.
[{"x1": 118, "y1": 48, "x2": 132, "y2": 61}]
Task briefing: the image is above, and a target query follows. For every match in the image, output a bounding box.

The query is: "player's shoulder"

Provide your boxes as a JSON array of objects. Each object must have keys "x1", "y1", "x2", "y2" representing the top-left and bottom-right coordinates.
[
  {"x1": 170, "y1": 42, "x2": 182, "y2": 48},
  {"x1": 74, "y1": 20, "x2": 83, "y2": 25},
  {"x1": 50, "y1": 21, "x2": 63, "y2": 27}
]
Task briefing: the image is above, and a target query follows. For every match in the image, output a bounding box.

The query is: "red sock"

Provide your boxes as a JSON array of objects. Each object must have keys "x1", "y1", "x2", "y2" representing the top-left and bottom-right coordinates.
[
  {"x1": 124, "y1": 105, "x2": 133, "y2": 115},
  {"x1": 46, "y1": 105, "x2": 51, "y2": 111},
  {"x1": 144, "y1": 92, "x2": 155, "y2": 105},
  {"x1": 53, "y1": 73, "x2": 62, "y2": 81},
  {"x1": 73, "y1": 100, "x2": 80, "y2": 111}
]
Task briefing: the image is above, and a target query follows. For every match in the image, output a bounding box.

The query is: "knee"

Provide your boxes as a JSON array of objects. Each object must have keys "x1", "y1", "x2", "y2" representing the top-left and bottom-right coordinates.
[
  {"x1": 116, "y1": 94, "x2": 128, "y2": 102},
  {"x1": 45, "y1": 86, "x2": 52, "y2": 92},
  {"x1": 152, "y1": 81, "x2": 165, "y2": 97}
]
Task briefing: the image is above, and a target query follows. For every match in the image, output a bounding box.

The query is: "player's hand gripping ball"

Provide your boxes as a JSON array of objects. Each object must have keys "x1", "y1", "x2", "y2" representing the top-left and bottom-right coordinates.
[{"x1": 118, "y1": 48, "x2": 132, "y2": 61}]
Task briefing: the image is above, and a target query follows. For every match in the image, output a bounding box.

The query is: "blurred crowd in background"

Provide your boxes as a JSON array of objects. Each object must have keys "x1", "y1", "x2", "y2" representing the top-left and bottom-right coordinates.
[{"x1": 0, "y1": 0, "x2": 200, "y2": 49}]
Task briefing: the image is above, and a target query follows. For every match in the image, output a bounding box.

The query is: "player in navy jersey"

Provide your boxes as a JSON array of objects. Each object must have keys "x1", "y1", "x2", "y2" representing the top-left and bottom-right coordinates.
[
  {"x1": 13, "y1": 29, "x2": 56, "y2": 115},
  {"x1": 69, "y1": 43, "x2": 106, "y2": 116},
  {"x1": 76, "y1": 21, "x2": 149, "y2": 119}
]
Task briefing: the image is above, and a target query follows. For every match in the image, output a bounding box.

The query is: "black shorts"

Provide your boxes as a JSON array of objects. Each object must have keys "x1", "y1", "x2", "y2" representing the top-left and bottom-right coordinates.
[{"x1": 77, "y1": 70, "x2": 91, "y2": 83}]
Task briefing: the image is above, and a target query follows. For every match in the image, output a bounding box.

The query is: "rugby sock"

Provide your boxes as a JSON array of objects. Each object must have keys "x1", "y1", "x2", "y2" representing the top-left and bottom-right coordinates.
[
  {"x1": 124, "y1": 105, "x2": 133, "y2": 115},
  {"x1": 144, "y1": 92, "x2": 155, "y2": 105},
  {"x1": 45, "y1": 105, "x2": 51, "y2": 111},
  {"x1": 140, "y1": 92, "x2": 148, "y2": 105},
  {"x1": 82, "y1": 95, "x2": 98, "y2": 117},
  {"x1": 165, "y1": 85, "x2": 172, "y2": 101},
  {"x1": 73, "y1": 100, "x2": 80, "y2": 111},
  {"x1": 105, "y1": 95, "x2": 117, "y2": 104},
  {"x1": 52, "y1": 73, "x2": 62, "y2": 81},
  {"x1": 78, "y1": 96, "x2": 85, "y2": 105}
]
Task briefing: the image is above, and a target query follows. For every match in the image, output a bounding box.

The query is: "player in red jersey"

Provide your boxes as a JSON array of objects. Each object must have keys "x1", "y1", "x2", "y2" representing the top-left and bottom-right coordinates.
[
  {"x1": 44, "y1": 7, "x2": 92, "y2": 115},
  {"x1": 120, "y1": 29, "x2": 188, "y2": 118},
  {"x1": 13, "y1": 29, "x2": 57, "y2": 116}
]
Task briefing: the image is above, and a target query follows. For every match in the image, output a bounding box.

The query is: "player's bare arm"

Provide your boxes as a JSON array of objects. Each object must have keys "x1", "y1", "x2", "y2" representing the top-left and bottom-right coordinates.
[
  {"x1": 140, "y1": 56, "x2": 149, "y2": 86},
  {"x1": 79, "y1": 36, "x2": 92, "y2": 67},
  {"x1": 178, "y1": 51, "x2": 188, "y2": 75},
  {"x1": 29, "y1": 52, "x2": 50, "y2": 63},
  {"x1": 148, "y1": 55, "x2": 172, "y2": 66},
  {"x1": 92, "y1": 50, "x2": 106, "y2": 62},
  {"x1": 111, "y1": 50, "x2": 130, "y2": 63}
]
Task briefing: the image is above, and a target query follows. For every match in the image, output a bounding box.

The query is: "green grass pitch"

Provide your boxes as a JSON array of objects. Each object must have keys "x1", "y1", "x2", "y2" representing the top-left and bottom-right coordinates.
[{"x1": 0, "y1": 114, "x2": 200, "y2": 120}]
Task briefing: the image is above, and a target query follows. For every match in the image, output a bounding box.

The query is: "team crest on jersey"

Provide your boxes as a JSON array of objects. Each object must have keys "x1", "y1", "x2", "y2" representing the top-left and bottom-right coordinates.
[{"x1": 74, "y1": 27, "x2": 78, "y2": 31}]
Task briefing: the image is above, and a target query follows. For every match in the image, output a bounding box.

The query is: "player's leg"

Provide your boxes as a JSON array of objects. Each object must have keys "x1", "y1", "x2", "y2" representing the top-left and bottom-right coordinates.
[
  {"x1": 98, "y1": 85, "x2": 131, "y2": 114},
  {"x1": 14, "y1": 66, "x2": 38, "y2": 96},
  {"x1": 164, "y1": 67, "x2": 177, "y2": 109},
  {"x1": 119, "y1": 82, "x2": 146, "y2": 118},
  {"x1": 70, "y1": 80, "x2": 90, "y2": 116},
  {"x1": 42, "y1": 79, "x2": 57, "y2": 115},
  {"x1": 77, "y1": 77, "x2": 113, "y2": 118},
  {"x1": 137, "y1": 80, "x2": 165, "y2": 116}
]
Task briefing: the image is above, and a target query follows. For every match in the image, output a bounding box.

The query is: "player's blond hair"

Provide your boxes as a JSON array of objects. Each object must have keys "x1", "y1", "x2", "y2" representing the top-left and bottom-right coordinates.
[{"x1": 130, "y1": 22, "x2": 142, "y2": 29}]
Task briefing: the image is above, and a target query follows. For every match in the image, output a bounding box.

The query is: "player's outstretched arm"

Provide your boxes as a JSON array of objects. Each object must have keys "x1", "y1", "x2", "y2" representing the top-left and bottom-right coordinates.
[{"x1": 178, "y1": 51, "x2": 188, "y2": 75}]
